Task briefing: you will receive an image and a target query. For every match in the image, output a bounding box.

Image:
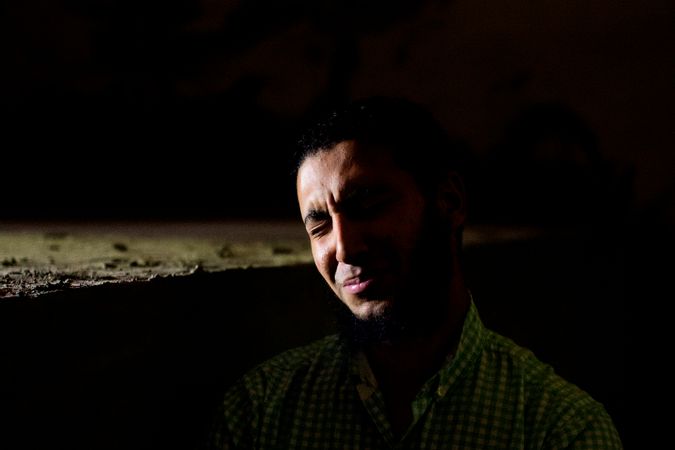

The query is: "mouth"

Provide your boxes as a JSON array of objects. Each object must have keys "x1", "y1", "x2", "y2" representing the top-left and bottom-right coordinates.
[{"x1": 342, "y1": 277, "x2": 375, "y2": 295}]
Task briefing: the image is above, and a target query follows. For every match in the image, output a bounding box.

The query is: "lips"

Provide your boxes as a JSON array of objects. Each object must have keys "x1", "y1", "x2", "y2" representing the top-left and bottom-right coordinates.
[{"x1": 342, "y1": 277, "x2": 375, "y2": 295}]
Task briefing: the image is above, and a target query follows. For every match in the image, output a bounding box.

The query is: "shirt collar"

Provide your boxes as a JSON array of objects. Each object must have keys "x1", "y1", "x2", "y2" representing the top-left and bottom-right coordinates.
[
  {"x1": 436, "y1": 299, "x2": 487, "y2": 399},
  {"x1": 349, "y1": 297, "x2": 487, "y2": 401}
]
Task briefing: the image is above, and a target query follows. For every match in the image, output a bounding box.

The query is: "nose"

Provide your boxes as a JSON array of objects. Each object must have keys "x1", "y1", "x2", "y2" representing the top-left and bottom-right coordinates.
[{"x1": 333, "y1": 215, "x2": 368, "y2": 264}]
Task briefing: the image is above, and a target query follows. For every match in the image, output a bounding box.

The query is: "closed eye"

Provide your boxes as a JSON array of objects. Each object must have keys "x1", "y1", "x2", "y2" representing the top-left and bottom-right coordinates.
[
  {"x1": 304, "y1": 209, "x2": 331, "y2": 237},
  {"x1": 309, "y1": 224, "x2": 329, "y2": 237}
]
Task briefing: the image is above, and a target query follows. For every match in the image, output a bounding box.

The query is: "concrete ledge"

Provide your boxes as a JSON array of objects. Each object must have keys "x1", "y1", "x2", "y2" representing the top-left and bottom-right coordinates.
[{"x1": 0, "y1": 221, "x2": 312, "y2": 298}]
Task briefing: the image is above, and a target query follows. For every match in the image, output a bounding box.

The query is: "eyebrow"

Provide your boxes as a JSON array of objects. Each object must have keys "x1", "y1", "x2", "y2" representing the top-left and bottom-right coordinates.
[{"x1": 302, "y1": 186, "x2": 391, "y2": 226}]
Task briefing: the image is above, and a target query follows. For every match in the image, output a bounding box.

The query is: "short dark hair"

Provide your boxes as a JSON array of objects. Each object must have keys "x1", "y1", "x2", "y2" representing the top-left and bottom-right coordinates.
[{"x1": 294, "y1": 96, "x2": 466, "y2": 194}]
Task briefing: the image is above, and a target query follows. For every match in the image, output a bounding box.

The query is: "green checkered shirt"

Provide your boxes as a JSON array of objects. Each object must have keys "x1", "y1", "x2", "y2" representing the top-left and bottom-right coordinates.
[{"x1": 210, "y1": 302, "x2": 621, "y2": 449}]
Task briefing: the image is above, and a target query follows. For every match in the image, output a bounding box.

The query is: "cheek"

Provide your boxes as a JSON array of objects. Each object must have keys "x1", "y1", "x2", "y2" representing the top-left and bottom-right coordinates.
[
  {"x1": 386, "y1": 215, "x2": 427, "y2": 269},
  {"x1": 312, "y1": 242, "x2": 336, "y2": 283},
  {"x1": 382, "y1": 213, "x2": 422, "y2": 249}
]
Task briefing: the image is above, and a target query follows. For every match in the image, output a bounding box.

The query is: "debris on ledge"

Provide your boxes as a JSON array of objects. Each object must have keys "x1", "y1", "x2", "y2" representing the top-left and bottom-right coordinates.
[{"x1": 0, "y1": 221, "x2": 313, "y2": 298}]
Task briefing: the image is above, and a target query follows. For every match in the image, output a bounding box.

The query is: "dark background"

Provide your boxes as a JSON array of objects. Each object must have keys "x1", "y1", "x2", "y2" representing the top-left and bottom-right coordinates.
[
  {"x1": 2, "y1": 0, "x2": 673, "y2": 448},
  {"x1": 2, "y1": 0, "x2": 673, "y2": 225}
]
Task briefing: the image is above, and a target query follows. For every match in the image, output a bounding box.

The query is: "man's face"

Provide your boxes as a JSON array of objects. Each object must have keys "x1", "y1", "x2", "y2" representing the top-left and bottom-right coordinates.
[{"x1": 297, "y1": 140, "x2": 448, "y2": 327}]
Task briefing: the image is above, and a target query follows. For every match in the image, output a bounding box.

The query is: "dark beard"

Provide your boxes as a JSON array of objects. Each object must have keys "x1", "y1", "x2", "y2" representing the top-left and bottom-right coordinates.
[
  {"x1": 331, "y1": 297, "x2": 408, "y2": 346},
  {"x1": 331, "y1": 206, "x2": 455, "y2": 348}
]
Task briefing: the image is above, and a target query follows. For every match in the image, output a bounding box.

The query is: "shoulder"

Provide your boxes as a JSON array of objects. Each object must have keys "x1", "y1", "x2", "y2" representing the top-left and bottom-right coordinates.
[
  {"x1": 210, "y1": 335, "x2": 345, "y2": 449},
  {"x1": 257, "y1": 334, "x2": 342, "y2": 372},
  {"x1": 482, "y1": 330, "x2": 599, "y2": 408},
  {"x1": 225, "y1": 334, "x2": 344, "y2": 405},
  {"x1": 481, "y1": 331, "x2": 622, "y2": 448},
  {"x1": 481, "y1": 330, "x2": 561, "y2": 385}
]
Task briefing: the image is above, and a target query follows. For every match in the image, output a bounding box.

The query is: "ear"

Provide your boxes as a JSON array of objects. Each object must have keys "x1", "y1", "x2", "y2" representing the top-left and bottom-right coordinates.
[{"x1": 434, "y1": 171, "x2": 467, "y2": 228}]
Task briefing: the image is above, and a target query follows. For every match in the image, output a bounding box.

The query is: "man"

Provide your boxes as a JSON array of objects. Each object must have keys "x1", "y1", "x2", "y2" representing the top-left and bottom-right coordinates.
[{"x1": 208, "y1": 97, "x2": 622, "y2": 449}]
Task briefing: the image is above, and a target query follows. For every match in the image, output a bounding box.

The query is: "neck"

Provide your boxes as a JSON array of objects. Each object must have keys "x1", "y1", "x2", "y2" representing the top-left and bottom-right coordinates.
[
  {"x1": 366, "y1": 280, "x2": 470, "y2": 384},
  {"x1": 364, "y1": 277, "x2": 470, "y2": 438}
]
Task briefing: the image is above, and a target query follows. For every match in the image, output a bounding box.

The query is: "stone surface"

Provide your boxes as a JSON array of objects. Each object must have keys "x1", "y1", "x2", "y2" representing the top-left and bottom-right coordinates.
[{"x1": 0, "y1": 221, "x2": 313, "y2": 298}]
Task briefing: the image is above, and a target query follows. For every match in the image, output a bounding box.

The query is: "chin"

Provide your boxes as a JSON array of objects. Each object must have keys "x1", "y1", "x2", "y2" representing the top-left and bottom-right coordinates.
[{"x1": 350, "y1": 298, "x2": 392, "y2": 321}]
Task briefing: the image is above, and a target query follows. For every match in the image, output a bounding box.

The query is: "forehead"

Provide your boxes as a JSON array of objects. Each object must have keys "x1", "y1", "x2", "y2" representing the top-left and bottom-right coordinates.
[
  {"x1": 296, "y1": 141, "x2": 403, "y2": 199},
  {"x1": 296, "y1": 141, "x2": 419, "y2": 215}
]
